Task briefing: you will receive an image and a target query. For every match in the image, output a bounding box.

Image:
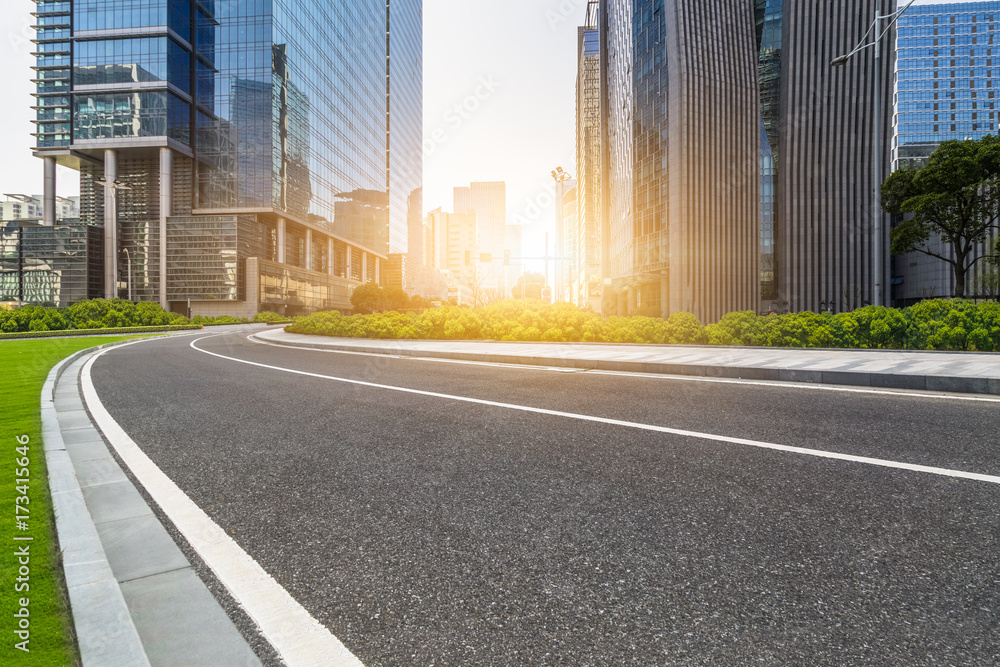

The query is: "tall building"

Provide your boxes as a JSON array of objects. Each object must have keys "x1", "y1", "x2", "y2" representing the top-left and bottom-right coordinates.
[
  {"x1": 573, "y1": 1, "x2": 603, "y2": 312},
  {"x1": 892, "y1": 1, "x2": 1000, "y2": 304},
  {"x1": 595, "y1": 0, "x2": 760, "y2": 323},
  {"x1": 453, "y1": 181, "x2": 507, "y2": 291},
  {"x1": 424, "y1": 208, "x2": 479, "y2": 295},
  {"x1": 29, "y1": 0, "x2": 421, "y2": 315},
  {"x1": 767, "y1": 0, "x2": 895, "y2": 313}
]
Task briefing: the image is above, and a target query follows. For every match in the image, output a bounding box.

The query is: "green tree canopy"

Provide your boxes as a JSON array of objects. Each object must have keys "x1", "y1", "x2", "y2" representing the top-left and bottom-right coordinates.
[{"x1": 882, "y1": 135, "x2": 1000, "y2": 298}]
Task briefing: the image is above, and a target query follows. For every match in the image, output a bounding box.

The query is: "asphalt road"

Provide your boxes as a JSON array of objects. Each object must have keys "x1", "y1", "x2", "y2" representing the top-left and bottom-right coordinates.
[{"x1": 92, "y1": 328, "x2": 1000, "y2": 666}]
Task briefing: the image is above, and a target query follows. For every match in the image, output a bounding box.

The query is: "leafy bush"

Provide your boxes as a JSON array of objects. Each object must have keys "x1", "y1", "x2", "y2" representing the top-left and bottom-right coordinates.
[
  {"x1": 0, "y1": 299, "x2": 190, "y2": 334},
  {"x1": 193, "y1": 315, "x2": 251, "y2": 325},
  {"x1": 285, "y1": 298, "x2": 1000, "y2": 352},
  {"x1": 252, "y1": 311, "x2": 287, "y2": 324}
]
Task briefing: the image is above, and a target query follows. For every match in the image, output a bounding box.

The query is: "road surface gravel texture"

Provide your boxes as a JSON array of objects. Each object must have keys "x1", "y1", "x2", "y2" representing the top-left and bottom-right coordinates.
[{"x1": 92, "y1": 329, "x2": 1000, "y2": 665}]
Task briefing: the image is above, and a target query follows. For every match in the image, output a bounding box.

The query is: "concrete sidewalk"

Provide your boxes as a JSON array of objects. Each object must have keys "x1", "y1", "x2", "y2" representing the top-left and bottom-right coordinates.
[{"x1": 254, "y1": 329, "x2": 1000, "y2": 396}]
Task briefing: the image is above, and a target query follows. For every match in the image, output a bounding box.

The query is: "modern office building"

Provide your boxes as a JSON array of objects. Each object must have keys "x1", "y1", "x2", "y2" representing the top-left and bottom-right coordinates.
[
  {"x1": 30, "y1": 0, "x2": 422, "y2": 315},
  {"x1": 593, "y1": 0, "x2": 760, "y2": 323},
  {"x1": 892, "y1": 1, "x2": 1000, "y2": 304},
  {"x1": 453, "y1": 181, "x2": 507, "y2": 292},
  {"x1": 765, "y1": 0, "x2": 895, "y2": 313},
  {"x1": 573, "y1": 2, "x2": 603, "y2": 312}
]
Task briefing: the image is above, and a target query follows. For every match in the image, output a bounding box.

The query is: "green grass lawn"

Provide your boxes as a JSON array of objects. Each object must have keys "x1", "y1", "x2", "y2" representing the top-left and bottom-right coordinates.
[{"x1": 1, "y1": 336, "x2": 156, "y2": 666}]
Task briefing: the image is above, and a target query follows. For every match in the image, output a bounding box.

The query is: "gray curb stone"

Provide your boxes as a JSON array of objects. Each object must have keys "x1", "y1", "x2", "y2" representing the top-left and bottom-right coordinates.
[{"x1": 253, "y1": 333, "x2": 1000, "y2": 396}]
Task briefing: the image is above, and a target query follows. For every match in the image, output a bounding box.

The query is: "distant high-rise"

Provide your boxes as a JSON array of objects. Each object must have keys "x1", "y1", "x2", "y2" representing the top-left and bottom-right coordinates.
[
  {"x1": 573, "y1": 1, "x2": 603, "y2": 312},
  {"x1": 29, "y1": 0, "x2": 422, "y2": 315},
  {"x1": 595, "y1": 0, "x2": 760, "y2": 323},
  {"x1": 892, "y1": 1, "x2": 1000, "y2": 304},
  {"x1": 453, "y1": 181, "x2": 507, "y2": 291},
  {"x1": 424, "y1": 207, "x2": 479, "y2": 299}
]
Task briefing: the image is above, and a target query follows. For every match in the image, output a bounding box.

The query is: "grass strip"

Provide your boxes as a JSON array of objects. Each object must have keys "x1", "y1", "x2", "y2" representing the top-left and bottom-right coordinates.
[{"x1": 1, "y1": 336, "x2": 156, "y2": 665}]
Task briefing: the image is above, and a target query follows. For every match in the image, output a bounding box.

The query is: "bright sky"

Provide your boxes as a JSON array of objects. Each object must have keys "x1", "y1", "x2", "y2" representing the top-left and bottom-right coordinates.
[{"x1": 0, "y1": 0, "x2": 586, "y2": 263}]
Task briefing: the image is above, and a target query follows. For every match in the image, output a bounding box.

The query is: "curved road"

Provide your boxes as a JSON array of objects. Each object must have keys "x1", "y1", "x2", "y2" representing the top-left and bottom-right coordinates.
[{"x1": 92, "y1": 327, "x2": 1000, "y2": 665}]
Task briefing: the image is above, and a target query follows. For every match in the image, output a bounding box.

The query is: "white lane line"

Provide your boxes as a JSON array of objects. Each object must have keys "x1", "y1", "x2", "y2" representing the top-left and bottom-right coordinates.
[
  {"x1": 81, "y1": 349, "x2": 364, "y2": 667},
  {"x1": 247, "y1": 334, "x2": 1000, "y2": 404},
  {"x1": 195, "y1": 336, "x2": 1000, "y2": 486}
]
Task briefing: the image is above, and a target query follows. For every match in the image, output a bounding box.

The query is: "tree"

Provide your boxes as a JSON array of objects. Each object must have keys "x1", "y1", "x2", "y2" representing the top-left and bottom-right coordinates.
[
  {"x1": 513, "y1": 272, "x2": 546, "y2": 300},
  {"x1": 383, "y1": 286, "x2": 411, "y2": 312},
  {"x1": 882, "y1": 135, "x2": 1000, "y2": 299},
  {"x1": 350, "y1": 282, "x2": 386, "y2": 314}
]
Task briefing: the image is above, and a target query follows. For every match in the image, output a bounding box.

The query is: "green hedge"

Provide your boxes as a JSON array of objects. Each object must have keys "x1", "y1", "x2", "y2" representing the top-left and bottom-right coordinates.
[
  {"x1": 0, "y1": 299, "x2": 190, "y2": 334},
  {"x1": 0, "y1": 324, "x2": 202, "y2": 340},
  {"x1": 286, "y1": 298, "x2": 1000, "y2": 352}
]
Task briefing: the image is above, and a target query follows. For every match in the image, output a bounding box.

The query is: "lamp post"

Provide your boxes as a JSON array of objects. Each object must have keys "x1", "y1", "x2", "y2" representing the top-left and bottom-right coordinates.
[
  {"x1": 550, "y1": 167, "x2": 572, "y2": 303},
  {"x1": 831, "y1": 0, "x2": 917, "y2": 308},
  {"x1": 96, "y1": 177, "x2": 132, "y2": 299}
]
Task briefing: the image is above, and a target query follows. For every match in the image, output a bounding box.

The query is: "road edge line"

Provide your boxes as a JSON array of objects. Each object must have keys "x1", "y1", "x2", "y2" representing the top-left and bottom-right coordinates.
[{"x1": 80, "y1": 347, "x2": 364, "y2": 667}]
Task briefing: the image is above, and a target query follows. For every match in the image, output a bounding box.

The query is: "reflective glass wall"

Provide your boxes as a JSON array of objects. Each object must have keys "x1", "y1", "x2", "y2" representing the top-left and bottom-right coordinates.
[
  {"x1": 389, "y1": 0, "x2": 424, "y2": 255},
  {"x1": 197, "y1": 0, "x2": 400, "y2": 256}
]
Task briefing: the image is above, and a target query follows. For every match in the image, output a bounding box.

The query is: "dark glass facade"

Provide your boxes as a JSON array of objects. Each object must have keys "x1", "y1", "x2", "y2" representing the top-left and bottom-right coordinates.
[
  {"x1": 631, "y1": 0, "x2": 669, "y2": 277},
  {"x1": 30, "y1": 0, "x2": 422, "y2": 313},
  {"x1": 0, "y1": 223, "x2": 103, "y2": 307},
  {"x1": 756, "y1": 0, "x2": 782, "y2": 301}
]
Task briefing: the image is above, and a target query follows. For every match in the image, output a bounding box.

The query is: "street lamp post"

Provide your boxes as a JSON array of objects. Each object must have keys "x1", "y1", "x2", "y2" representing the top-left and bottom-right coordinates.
[
  {"x1": 550, "y1": 167, "x2": 572, "y2": 303},
  {"x1": 831, "y1": 0, "x2": 917, "y2": 308}
]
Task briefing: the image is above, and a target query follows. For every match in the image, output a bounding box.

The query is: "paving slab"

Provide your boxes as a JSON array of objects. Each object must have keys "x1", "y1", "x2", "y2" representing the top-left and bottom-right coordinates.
[
  {"x1": 96, "y1": 514, "x2": 190, "y2": 584},
  {"x1": 120, "y1": 568, "x2": 262, "y2": 667}
]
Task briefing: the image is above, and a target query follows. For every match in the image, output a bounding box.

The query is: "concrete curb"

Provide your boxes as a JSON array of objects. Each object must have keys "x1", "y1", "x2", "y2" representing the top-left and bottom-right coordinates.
[
  {"x1": 253, "y1": 334, "x2": 1000, "y2": 396},
  {"x1": 42, "y1": 335, "x2": 264, "y2": 666},
  {"x1": 42, "y1": 342, "x2": 151, "y2": 667}
]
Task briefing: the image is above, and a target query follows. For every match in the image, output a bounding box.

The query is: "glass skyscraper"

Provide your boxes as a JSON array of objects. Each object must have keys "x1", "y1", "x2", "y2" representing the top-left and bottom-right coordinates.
[
  {"x1": 30, "y1": 0, "x2": 422, "y2": 315},
  {"x1": 893, "y1": 1, "x2": 999, "y2": 303},
  {"x1": 595, "y1": 0, "x2": 760, "y2": 324},
  {"x1": 756, "y1": 0, "x2": 782, "y2": 302}
]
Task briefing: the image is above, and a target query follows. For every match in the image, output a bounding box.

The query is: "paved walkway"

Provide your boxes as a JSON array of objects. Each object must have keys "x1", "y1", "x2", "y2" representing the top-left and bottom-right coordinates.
[{"x1": 254, "y1": 329, "x2": 1000, "y2": 395}]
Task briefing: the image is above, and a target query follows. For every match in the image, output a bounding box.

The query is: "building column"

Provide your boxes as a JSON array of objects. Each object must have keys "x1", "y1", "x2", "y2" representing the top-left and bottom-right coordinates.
[
  {"x1": 103, "y1": 149, "x2": 118, "y2": 300},
  {"x1": 159, "y1": 147, "x2": 172, "y2": 308},
  {"x1": 346, "y1": 245, "x2": 353, "y2": 280},
  {"x1": 327, "y1": 238, "x2": 335, "y2": 276},
  {"x1": 304, "y1": 228, "x2": 312, "y2": 271},
  {"x1": 660, "y1": 273, "x2": 669, "y2": 320},
  {"x1": 276, "y1": 217, "x2": 286, "y2": 264},
  {"x1": 617, "y1": 290, "x2": 626, "y2": 317},
  {"x1": 42, "y1": 157, "x2": 56, "y2": 226},
  {"x1": 362, "y1": 252, "x2": 368, "y2": 283},
  {"x1": 627, "y1": 285, "x2": 637, "y2": 316},
  {"x1": 375, "y1": 257, "x2": 380, "y2": 285}
]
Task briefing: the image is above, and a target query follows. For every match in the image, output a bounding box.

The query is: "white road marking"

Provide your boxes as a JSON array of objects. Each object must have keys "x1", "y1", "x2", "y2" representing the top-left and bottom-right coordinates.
[
  {"x1": 247, "y1": 334, "x2": 1000, "y2": 404},
  {"x1": 81, "y1": 349, "x2": 364, "y2": 667},
  {"x1": 195, "y1": 336, "x2": 1000, "y2": 486}
]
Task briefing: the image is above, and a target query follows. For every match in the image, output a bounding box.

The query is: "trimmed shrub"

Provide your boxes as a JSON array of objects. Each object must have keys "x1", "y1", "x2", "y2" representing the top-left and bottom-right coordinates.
[{"x1": 285, "y1": 298, "x2": 1000, "y2": 352}]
